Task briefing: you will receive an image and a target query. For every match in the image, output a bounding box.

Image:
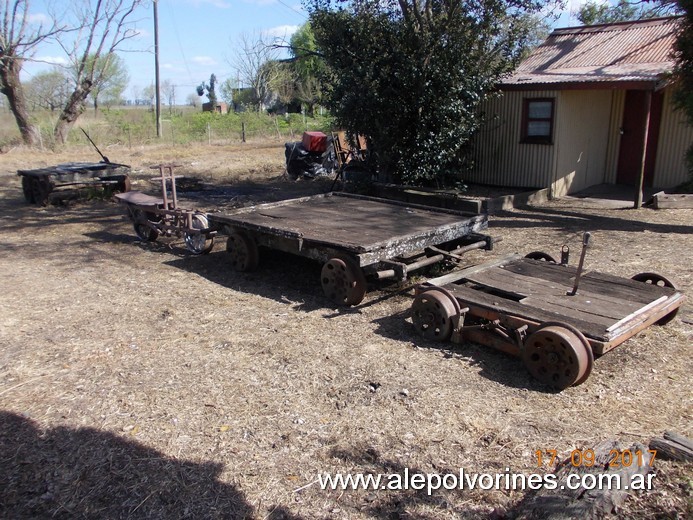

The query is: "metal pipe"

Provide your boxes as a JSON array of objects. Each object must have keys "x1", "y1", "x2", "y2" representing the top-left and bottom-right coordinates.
[
  {"x1": 407, "y1": 240, "x2": 488, "y2": 271},
  {"x1": 568, "y1": 232, "x2": 591, "y2": 296},
  {"x1": 374, "y1": 240, "x2": 489, "y2": 279}
]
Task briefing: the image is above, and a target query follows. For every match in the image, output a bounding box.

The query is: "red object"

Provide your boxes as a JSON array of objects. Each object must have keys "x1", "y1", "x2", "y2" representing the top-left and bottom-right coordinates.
[{"x1": 302, "y1": 131, "x2": 328, "y2": 153}]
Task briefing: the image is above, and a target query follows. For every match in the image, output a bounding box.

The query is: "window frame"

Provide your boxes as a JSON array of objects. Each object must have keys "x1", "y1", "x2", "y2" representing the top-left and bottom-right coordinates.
[{"x1": 521, "y1": 97, "x2": 555, "y2": 145}]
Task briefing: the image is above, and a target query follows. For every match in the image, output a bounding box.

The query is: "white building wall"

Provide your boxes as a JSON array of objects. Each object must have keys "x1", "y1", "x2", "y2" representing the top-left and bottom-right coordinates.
[{"x1": 551, "y1": 90, "x2": 613, "y2": 196}]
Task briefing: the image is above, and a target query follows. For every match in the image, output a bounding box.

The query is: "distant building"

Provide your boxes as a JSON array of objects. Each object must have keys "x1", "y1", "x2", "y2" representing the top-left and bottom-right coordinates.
[
  {"x1": 472, "y1": 16, "x2": 692, "y2": 196},
  {"x1": 202, "y1": 102, "x2": 228, "y2": 113}
]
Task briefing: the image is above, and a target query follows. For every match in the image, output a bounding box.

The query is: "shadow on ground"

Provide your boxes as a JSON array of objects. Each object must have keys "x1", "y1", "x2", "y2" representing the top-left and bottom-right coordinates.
[
  {"x1": 0, "y1": 411, "x2": 253, "y2": 519},
  {"x1": 164, "y1": 248, "x2": 407, "y2": 316},
  {"x1": 491, "y1": 204, "x2": 693, "y2": 236},
  {"x1": 371, "y1": 310, "x2": 561, "y2": 394}
]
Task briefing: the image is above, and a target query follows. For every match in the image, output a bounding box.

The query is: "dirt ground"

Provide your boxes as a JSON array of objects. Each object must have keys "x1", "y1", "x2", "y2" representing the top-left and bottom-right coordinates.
[{"x1": 0, "y1": 141, "x2": 691, "y2": 519}]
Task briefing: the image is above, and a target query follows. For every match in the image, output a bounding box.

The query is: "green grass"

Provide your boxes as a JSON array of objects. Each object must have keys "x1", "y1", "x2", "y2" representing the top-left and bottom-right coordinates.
[{"x1": 0, "y1": 105, "x2": 335, "y2": 148}]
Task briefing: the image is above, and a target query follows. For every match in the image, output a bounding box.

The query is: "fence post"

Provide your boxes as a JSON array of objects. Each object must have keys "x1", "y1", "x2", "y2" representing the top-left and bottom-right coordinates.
[
  {"x1": 207, "y1": 122, "x2": 211, "y2": 145},
  {"x1": 241, "y1": 122, "x2": 246, "y2": 143},
  {"x1": 274, "y1": 116, "x2": 281, "y2": 140}
]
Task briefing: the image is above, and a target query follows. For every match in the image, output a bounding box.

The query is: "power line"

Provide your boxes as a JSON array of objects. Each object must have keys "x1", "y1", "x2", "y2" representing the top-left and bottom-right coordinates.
[
  {"x1": 162, "y1": 0, "x2": 196, "y2": 87},
  {"x1": 275, "y1": 0, "x2": 308, "y2": 19}
]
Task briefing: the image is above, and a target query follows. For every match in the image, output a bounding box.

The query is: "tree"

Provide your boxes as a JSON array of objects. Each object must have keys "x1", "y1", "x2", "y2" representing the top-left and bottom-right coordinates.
[
  {"x1": 267, "y1": 61, "x2": 296, "y2": 110},
  {"x1": 196, "y1": 73, "x2": 218, "y2": 109},
  {"x1": 577, "y1": 0, "x2": 678, "y2": 25},
  {"x1": 81, "y1": 53, "x2": 129, "y2": 112},
  {"x1": 577, "y1": 0, "x2": 638, "y2": 24},
  {"x1": 673, "y1": 0, "x2": 693, "y2": 174},
  {"x1": 130, "y1": 84, "x2": 140, "y2": 104},
  {"x1": 26, "y1": 69, "x2": 71, "y2": 111},
  {"x1": 141, "y1": 83, "x2": 155, "y2": 108},
  {"x1": 232, "y1": 32, "x2": 283, "y2": 111},
  {"x1": 186, "y1": 92, "x2": 200, "y2": 108},
  {"x1": 219, "y1": 77, "x2": 237, "y2": 107},
  {"x1": 161, "y1": 79, "x2": 176, "y2": 111},
  {"x1": 309, "y1": 0, "x2": 556, "y2": 185},
  {"x1": 53, "y1": 0, "x2": 143, "y2": 143},
  {"x1": 289, "y1": 22, "x2": 325, "y2": 115},
  {"x1": 0, "y1": 0, "x2": 64, "y2": 145}
]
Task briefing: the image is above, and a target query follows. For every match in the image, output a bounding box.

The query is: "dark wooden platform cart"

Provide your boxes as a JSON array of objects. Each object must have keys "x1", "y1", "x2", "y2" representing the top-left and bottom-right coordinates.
[
  {"x1": 207, "y1": 192, "x2": 491, "y2": 306},
  {"x1": 18, "y1": 162, "x2": 130, "y2": 206},
  {"x1": 410, "y1": 238, "x2": 685, "y2": 390},
  {"x1": 18, "y1": 131, "x2": 130, "y2": 206},
  {"x1": 115, "y1": 164, "x2": 215, "y2": 255}
]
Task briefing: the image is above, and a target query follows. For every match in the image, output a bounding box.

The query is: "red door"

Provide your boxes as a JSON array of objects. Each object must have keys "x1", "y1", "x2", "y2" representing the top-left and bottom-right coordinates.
[{"x1": 616, "y1": 90, "x2": 663, "y2": 187}]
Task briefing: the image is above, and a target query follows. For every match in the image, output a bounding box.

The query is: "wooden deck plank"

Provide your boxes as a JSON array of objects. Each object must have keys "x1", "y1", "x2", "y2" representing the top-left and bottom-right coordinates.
[
  {"x1": 464, "y1": 267, "x2": 644, "y2": 320},
  {"x1": 501, "y1": 259, "x2": 675, "y2": 304},
  {"x1": 209, "y1": 195, "x2": 486, "y2": 254},
  {"x1": 441, "y1": 257, "x2": 684, "y2": 345},
  {"x1": 445, "y1": 283, "x2": 612, "y2": 340}
]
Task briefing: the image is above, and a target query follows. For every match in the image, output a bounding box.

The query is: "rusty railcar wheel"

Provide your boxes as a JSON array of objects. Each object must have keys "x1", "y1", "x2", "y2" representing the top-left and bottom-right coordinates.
[
  {"x1": 226, "y1": 231, "x2": 259, "y2": 271},
  {"x1": 522, "y1": 322, "x2": 593, "y2": 390},
  {"x1": 132, "y1": 209, "x2": 159, "y2": 242},
  {"x1": 321, "y1": 256, "x2": 367, "y2": 306},
  {"x1": 184, "y1": 214, "x2": 214, "y2": 255},
  {"x1": 21, "y1": 176, "x2": 35, "y2": 203},
  {"x1": 631, "y1": 272, "x2": 679, "y2": 325},
  {"x1": 411, "y1": 288, "x2": 461, "y2": 342},
  {"x1": 31, "y1": 176, "x2": 53, "y2": 206}
]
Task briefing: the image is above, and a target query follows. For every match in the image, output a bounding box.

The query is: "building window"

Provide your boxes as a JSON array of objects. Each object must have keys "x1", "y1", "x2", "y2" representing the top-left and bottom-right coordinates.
[{"x1": 522, "y1": 98, "x2": 554, "y2": 144}]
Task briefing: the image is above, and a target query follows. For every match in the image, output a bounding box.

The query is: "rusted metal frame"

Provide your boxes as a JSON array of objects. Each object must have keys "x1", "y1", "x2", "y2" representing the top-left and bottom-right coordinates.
[
  {"x1": 450, "y1": 304, "x2": 532, "y2": 354},
  {"x1": 373, "y1": 239, "x2": 491, "y2": 280},
  {"x1": 422, "y1": 254, "x2": 523, "y2": 288},
  {"x1": 125, "y1": 202, "x2": 212, "y2": 238},
  {"x1": 418, "y1": 276, "x2": 605, "y2": 354},
  {"x1": 567, "y1": 232, "x2": 591, "y2": 296},
  {"x1": 373, "y1": 260, "x2": 408, "y2": 281}
]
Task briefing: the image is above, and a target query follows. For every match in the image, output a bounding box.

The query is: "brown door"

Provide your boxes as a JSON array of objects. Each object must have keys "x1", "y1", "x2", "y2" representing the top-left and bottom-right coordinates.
[{"x1": 616, "y1": 90, "x2": 663, "y2": 186}]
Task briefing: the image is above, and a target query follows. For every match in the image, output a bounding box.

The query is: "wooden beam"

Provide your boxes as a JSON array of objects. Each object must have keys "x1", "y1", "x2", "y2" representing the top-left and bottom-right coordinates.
[
  {"x1": 654, "y1": 192, "x2": 693, "y2": 209},
  {"x1": 634, "y1": 90, "x2": 652, "y2": 209}
]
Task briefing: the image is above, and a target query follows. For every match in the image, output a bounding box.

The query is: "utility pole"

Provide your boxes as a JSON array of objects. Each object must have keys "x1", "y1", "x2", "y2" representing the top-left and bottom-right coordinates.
[{"x1": 154, "y1": 0, "x2": 162, "y2": 138}]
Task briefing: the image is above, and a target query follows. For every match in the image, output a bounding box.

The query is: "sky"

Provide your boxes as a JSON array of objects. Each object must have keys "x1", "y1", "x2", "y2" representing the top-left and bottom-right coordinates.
[
  {"x1": 24, "y1": 0, "x2": 310, "y2": 103},
  {"x1": 21, "y1": 0, "x2": 592, "y2": 104}
]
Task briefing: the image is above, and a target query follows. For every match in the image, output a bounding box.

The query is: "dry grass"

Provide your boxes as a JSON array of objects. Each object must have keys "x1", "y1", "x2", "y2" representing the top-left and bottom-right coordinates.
[{"x1": 0, "y1": 140, "x2": 691, "y2": 519}]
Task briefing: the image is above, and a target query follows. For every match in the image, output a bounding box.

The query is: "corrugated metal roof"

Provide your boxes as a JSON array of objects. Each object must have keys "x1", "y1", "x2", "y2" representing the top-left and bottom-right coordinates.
[{"x1": 502, "y1": 17, "x2": 682, "y2": 87}]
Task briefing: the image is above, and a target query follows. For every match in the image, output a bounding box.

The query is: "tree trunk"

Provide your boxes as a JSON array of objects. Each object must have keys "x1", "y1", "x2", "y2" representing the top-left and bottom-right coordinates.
[
  {"x1": 0, "y1": 58, "x2": 41, "y2": 146},
  {"x1": 54, "y1": 86, "x2": 90, "y2": 144}
]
